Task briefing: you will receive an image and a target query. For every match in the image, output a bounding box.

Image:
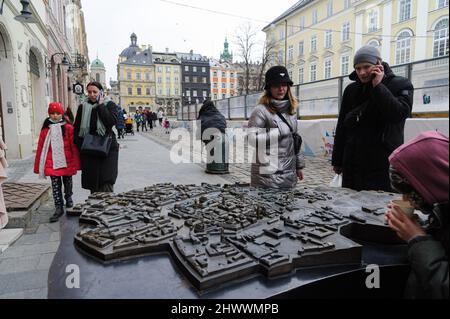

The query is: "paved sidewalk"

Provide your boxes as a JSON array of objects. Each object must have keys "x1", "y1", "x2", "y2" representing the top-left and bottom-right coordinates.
[
  {"x1": 139, "y1": 126, "x2": 335, "y2": 187},
  {"x1": 0, "y1": 132, "x2": 229, "y2": 299},
  {"x1": 0, "y1": 126, "x2": 334, "y2": 299}
]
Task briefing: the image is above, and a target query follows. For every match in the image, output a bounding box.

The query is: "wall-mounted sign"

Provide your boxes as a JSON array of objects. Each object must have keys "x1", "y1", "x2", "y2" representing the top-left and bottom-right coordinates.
[
  {"x1": 73, "y1": 82, "x2": 84, "y2": 95},
  {"x1": 7, "y1": 102, "x2": 13, "y2": 114}
]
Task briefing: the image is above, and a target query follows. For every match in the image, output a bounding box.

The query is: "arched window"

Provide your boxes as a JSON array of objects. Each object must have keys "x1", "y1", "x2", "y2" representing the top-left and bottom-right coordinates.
[
  {"x1": 395, "y1": 30, "x2": 412, "y2": 65},
  {"x1": 433, "y1": 18, "x2": 449, "y2": 57},
  {"x1": 95, "y1": 73, "x2": 100, "y2": 82}
]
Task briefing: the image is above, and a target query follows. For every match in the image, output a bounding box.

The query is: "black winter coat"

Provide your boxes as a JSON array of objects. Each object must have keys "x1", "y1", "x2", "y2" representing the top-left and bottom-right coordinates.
[
  {"x1": 197, "y1": 102, "x2": 227, "y2": 143},
  {"x1": 405, "y1": 202, "x2": 449, "y2": 299},
  {"x1": 74, "y1": 100, "x2": 119, "y2": 192},
  {"x1": 332, "y1": 62, "x2": 414, "y2": 191}
]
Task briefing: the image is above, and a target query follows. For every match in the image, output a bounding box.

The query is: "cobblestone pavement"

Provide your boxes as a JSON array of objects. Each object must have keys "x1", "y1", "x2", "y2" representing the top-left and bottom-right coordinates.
[{"x1": 139, "y1": 125, "x2": 335, "y2": 187}]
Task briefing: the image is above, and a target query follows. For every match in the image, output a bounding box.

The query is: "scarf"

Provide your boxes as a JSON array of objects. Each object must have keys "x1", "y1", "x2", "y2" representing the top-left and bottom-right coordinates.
[
  {"x1": 270, "y1": 99, "x2": 290, "y2": 112},
  {"x1": 79, "y1": 97, "x2": 110, "y2": 138},
  {"x1": 39, "y1": 120, "x2": 67, "y2": 179}
]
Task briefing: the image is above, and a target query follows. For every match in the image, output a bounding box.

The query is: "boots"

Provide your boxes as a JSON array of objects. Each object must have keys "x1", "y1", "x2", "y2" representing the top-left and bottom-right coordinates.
[
  {"x1": 49, "y1": 206, "x2": 65, "y2": 223},
  {"x1": 65, "y1": 197, "x2": 74, "y2": 208},
  {"x1": 63, "y1": 176, "x2": 73, "y2": 208}
]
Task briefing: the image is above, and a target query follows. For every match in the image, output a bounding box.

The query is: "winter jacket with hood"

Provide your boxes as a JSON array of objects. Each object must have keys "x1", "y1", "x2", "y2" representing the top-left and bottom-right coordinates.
[
  {"x1": 389, "y1": 131, "x2": 449, "y2": 299},
  {"x1": 34, "y1": 119, "x2": 81, "y2": 177},
  {"x1": 332, "y1": 62, "x2": 414, "y2": 192},
  {"x1": 248, "y1": 101, "x2": 305, "y2": 189},
  {"x1": 197, "y1": 101, "x2": 227, "y2": 143}
]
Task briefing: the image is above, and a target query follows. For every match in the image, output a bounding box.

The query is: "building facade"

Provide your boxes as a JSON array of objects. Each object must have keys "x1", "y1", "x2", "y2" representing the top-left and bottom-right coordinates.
[
  {"x1": 118, "y1": 34, "x2": 156, "y2": 113},
  {"x1": 1, "y1": 0, "x2": 87, "y2": 159},
  {"x1": 263, "y1": 0, "x2": 449, "y2": 85},
  {"x1": 210, "y1": 59, "x2": 239, "y2": 100},
  {"x1": 65, "y1": 0, "x2": 90, "y2": 103},
  {"x1": 176, "y1": 51, "x2": 210, "y2": 107},
  {"x1": 153, "y1": 50, "x2": 181, "y2": 115}
]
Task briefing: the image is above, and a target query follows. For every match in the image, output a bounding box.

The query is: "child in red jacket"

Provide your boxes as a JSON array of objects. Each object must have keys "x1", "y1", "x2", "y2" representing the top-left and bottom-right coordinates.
[{"x1": 34, "y1": 102, "x2": 80, "y2": 222}]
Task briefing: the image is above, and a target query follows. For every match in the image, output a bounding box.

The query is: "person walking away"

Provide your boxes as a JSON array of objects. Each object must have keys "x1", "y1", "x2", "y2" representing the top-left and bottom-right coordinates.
[
  {"x1": 147, "y1": 109, "x2": 154, "y2": 130},
  {"x1": 386, "y1": 131, "x2": 448, "y2": 299},
  {"x1": 73, "y1": 82, "x2": 119, "y2": 193},
  {"x1": 134, "y1": 110, "x2": 143, "y2": 132},
  {"x1": 248, "y1": 66, "x2": 305, "y2": 189},
  {"x1": 151, "y1": 111, "x2": 158, "y2": 128},
  {"x1": 332, "y1": 45, "x2": 414, "y2": 192},
  {"x1": 34, "y1": 102, "x2": 80, "y2": 222},
  {"x1": 157, "y1": 109, "x2": 164, "y2": 127},
  {"x1": 116, "y1": 105, "x2": 125, "y2": 139},
  {"x1": 141, "y1": 109, "x2": 148, "y2": 132}
]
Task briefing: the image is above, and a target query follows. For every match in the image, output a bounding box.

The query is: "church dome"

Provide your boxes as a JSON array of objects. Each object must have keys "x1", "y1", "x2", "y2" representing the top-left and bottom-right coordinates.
[
  {"x1": 120, "y1": 33, "x2": 142, "y2": 59},
  {"x1": 91, "y1": 58, "x2": 105, "y2": 69}
]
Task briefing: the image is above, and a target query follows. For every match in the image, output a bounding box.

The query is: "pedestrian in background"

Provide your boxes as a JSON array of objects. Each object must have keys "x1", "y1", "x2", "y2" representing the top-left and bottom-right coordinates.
[
  {"x1": 332, "y1": 45, "x2": 414, "y2": 192},
  {"x1": 386, "y1": 131, "x2": 448, "y2": 299},
  {"x1": 134, "y1": 109, "x2": 143, "y2": 132},
  {"x1": 73, "y1": 82, "x2": 119, "y2": 193},
  {"x1": 157, "y1": 109, "x2": 164, "y2": 126},
  {"x1": 147, "y1": 109, "x2": 154, "y2": 130},
  {"x1": 248, "y1": 65, "x2": 305, "y2": 189},
  {"x1": 34, "y1": 102, "x2": 80, "y2": 222},
  {"x1": 163, "y1": 117, "x2": 170, "y2": 134},
  {"x1": 116, "y1": 105, "x2": 125, "y2": 139}
]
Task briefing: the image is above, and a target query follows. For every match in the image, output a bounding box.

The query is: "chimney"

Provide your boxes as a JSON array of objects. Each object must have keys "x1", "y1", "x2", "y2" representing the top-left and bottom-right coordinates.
[
  {"x1": 165, "y1": 47, "x2": 169, "y2": 54},
  {"x1": 190, "y1": 49, "x2": 193, "y2": 55}
]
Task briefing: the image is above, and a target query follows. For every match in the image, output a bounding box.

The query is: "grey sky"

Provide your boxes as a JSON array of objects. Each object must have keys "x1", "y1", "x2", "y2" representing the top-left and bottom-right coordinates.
[{"x1": 81, "y1": 0, "x2": 296, "y2": 86}]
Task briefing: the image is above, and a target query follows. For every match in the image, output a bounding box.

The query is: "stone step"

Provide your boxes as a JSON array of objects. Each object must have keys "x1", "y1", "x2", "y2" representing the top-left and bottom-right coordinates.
[{"x1": 4, "y1": 183, "x2": 51, "y2": 230}]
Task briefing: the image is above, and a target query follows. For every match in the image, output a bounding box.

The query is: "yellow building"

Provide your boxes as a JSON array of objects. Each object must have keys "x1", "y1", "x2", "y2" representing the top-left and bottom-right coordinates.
[
  {"x1": 263, "y1": 0, "x2": 449, "y2": 85},
  {"x1": 153, "y1": 50, "x2": 182, "y2": 115},
  {"x1": 118, "y1": 33, "x2": 156, "y2": 112}
]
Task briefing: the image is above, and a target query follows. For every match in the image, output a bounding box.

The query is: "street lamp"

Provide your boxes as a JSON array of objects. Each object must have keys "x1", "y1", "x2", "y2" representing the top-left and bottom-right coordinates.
[
  {"x1": 14, "y1": 0, "x2": 38, "y2": 23},
  {"x1": 46, "y1": 53, "x2": 70, "y2": 77}
]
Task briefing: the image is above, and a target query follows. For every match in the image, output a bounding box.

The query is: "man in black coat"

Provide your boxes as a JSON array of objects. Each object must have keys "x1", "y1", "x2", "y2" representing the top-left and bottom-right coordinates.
[{"x1": 332, "y1": 46, "x2": 414, "y2": 192}]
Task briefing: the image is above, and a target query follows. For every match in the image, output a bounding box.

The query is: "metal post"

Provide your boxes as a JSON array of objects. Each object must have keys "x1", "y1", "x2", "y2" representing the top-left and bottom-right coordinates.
[
  {"x1": 338, "y1": 77, "x2": 344, "y2": 113},
  {"x1": 244, "y1": 95, "x2": 248, "y2": 120},
  {"x1": 228, "y1": 98, "x2": 231, "y2": 120},
  {"x1": 407, "y1": 62, "x2": 413, "y2": 82}
]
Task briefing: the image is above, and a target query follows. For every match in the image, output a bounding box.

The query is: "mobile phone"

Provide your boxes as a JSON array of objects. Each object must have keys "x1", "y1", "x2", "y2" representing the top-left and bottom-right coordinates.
[{"x1": 96, "y1": 90, "x2": 104, "y2": 103}]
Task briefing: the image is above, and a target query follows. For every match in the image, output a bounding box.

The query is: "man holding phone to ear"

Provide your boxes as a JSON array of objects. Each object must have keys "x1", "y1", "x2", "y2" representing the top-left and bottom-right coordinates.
[{"x1": 332, "y1": 45, "x2": 414, "y2": 192}]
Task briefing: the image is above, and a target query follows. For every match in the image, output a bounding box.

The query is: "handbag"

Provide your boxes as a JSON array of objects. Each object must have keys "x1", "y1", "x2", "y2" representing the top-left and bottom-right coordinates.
[
  {"x1": 275, "y1": 111, "x2": 303, "y2": 155},
  {"x1": 81, "y1": 133, "x2": 112, "y2": 158}
]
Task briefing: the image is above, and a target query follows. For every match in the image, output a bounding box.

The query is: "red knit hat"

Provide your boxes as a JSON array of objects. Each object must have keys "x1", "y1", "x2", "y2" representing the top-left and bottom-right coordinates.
[{"x1": 48, "y1": 102, "x2": 64, "y2": 115}]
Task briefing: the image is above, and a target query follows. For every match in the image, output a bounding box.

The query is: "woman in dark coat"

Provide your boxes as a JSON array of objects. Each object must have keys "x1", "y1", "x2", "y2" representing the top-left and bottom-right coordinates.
[{"x1": 73, "y1": 82, "x2": 119, "y2": 193}]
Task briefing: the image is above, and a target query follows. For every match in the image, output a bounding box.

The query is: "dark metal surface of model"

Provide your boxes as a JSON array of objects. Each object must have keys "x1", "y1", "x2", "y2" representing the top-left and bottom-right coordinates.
[{"x1": 71, "y1": 183, "x2": 406, "y2": 291}]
